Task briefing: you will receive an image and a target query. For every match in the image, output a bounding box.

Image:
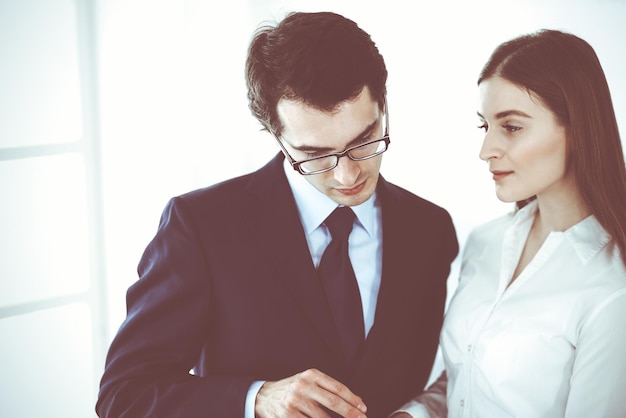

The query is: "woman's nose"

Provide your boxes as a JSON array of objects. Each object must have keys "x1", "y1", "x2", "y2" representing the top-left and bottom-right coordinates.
[{"x1": 479, "y1": 131, "x2": 503, "y2": 162}]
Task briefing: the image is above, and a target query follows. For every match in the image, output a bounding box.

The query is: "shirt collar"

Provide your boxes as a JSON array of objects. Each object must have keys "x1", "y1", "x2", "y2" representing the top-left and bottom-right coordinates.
[
  {"x1": 283, "y1": 158, "x2": 378, "y2": 237},
  {"x1": 512, "y1": 199, "x2": 611, "y2": 264}
]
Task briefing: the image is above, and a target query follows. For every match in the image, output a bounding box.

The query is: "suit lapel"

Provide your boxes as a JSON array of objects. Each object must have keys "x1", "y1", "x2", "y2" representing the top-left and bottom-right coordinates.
[
  {"x1": 356, "y1": 177, "x2": 415, "y2": 367},
  {"x1": 240, "y1": 160, "x2": 420, "y2": 369},
  {"x1": 242, "y1": 154, "x2": 344, "y2": 362}
]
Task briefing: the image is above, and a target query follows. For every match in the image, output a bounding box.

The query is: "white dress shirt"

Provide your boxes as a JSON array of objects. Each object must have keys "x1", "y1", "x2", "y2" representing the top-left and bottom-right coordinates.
[
  {"x1": 399, "y1": 200, "x2": 626, "y2": 418},
  {"x1": 245, "y1": 159, "x2": 383, "y2": 417}
]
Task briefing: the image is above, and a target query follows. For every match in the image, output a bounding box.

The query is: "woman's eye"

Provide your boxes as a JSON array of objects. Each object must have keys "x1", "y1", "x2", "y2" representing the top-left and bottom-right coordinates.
[
  {"x1": 503, "y1": 124, "x2": 522, "y2": 133},
  {"x1": 477, "y1": 123, "x2": 488, "y2": 132}
]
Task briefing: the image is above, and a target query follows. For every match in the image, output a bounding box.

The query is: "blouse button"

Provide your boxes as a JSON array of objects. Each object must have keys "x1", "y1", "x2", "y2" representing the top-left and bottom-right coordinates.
[{"x1": 460, "y1": 399, "x2": 465, "y2": 407}]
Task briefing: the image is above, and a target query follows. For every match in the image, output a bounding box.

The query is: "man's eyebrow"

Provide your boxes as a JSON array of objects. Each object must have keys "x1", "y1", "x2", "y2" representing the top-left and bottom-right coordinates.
[
  {"x1": 290, "y1": 119, "x2": 379, "y2": 152},
  {"x1": 477, "y1": 110, "x2": 532, "y2": 120}
]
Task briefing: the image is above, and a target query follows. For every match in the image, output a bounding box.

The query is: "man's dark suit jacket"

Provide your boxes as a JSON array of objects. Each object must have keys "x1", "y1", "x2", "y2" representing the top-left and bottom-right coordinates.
[{"x1": 96, "y1": 153, "x2": 458, "y2": 418}]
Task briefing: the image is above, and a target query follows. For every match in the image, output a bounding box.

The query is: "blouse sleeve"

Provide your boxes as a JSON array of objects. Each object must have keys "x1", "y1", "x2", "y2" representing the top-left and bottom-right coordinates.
[
  {"x1": 392, "y1": 371, "x2": 448, "y2": 418},
  {"x1": 565, "y1": 288, "x2": 626, "y2": 418}
]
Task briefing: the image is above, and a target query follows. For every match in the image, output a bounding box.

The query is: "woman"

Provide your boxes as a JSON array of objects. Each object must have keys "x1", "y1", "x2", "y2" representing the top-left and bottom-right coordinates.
[{"x1": 393, "y1": 29, "x2": 626, "y2": 417}]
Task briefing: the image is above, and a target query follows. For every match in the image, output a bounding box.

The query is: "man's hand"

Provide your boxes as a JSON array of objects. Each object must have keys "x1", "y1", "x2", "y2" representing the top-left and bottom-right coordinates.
[{"x1": 254, "y1": 368, "x2": 368, "y2": 418}]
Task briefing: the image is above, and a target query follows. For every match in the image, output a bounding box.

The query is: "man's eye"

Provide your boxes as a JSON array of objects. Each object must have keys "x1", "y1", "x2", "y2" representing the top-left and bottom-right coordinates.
[{"x1": 304, "y1": 151, "x2": 328, "y2": 159}]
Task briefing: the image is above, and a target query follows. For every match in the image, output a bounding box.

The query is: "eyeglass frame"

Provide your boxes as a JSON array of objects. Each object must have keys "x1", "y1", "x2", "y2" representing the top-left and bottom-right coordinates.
[{"x1": 273, "y1": 98, "x2": 390, "y2": 175}]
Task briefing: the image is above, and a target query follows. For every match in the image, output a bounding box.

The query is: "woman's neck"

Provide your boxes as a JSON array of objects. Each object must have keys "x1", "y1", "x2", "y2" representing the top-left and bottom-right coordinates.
[{"x1": 534, "y1": 189, "x2": 591, "y2": 234}]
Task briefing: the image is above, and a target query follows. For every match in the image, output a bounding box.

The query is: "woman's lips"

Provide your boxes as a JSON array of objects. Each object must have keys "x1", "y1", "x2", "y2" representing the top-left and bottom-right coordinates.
[{"x1": 491, "y1": 170, "x2": 513, "y2": 181}]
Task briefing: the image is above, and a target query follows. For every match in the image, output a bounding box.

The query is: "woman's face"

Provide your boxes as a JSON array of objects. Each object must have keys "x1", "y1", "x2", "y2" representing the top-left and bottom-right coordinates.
[{"x1": 477, "y1": 77, "x2": 574, "y2": 203}]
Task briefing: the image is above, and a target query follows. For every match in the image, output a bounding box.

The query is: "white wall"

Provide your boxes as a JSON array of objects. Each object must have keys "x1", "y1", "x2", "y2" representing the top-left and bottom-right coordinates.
[
  {"x1": 99, "y1": 0, "x2": 626, "y2": 395},
  {"x1": 100, "y1": 0, "x2": 626, "y2": 338},
  {"x1": 1, "y1": 1, "x2": 624, "y2": 417}
]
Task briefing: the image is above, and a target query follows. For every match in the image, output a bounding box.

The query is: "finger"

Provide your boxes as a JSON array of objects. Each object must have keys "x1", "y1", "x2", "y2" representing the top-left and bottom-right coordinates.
[
  {"x1": 310, "y1": 389, "x2": 367, "y2": 418},
  {"x1": 313, "y1": 370, "x2": 367, "y2": 411},
  {"x1": 302, "y1": 370, "x2": 367, "y2": 417},
  {"x1": 256, "y1": 373, "x2": 334, "y2": 418}
]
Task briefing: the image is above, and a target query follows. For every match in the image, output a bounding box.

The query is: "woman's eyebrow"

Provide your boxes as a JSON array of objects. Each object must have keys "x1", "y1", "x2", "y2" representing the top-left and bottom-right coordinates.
[{"x1": 477, "y1": 109, "x2": 532, "y2": 120}]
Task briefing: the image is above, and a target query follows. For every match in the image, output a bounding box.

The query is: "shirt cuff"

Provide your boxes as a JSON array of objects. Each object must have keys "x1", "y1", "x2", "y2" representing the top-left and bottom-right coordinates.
[
  {"x1": 245, "y1": 380, "x2": 266, "y2": 418},
  {"x1": 392, "y1": 400, "x2": 432, "y2": 418}
]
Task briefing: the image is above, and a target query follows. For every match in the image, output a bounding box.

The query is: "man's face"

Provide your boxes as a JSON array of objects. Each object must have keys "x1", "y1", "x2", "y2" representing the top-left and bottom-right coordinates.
[{"x1": 276, "y1": 87, "x2": 384, "y2": 207}]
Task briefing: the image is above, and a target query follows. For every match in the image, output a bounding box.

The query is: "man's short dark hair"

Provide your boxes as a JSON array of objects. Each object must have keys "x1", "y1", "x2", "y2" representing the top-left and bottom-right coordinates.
[{"x1": 245, "y1": 11, "x2": 388, "y2": 137}]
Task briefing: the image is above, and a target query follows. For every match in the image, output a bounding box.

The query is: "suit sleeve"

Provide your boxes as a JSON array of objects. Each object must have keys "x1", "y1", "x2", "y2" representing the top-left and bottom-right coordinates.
[
  {"x1": 96, "y1": 197, "x2": 252, "y2": 417},
  {"x1": 388, "y1": 203, "x2": 457, "y2": 417},
  {"x1": 396, "y1": 207, "x2": 455, "y2": 418},
  {"x1": 439, "y1": 208, "x2": 459, "y2": 276}
]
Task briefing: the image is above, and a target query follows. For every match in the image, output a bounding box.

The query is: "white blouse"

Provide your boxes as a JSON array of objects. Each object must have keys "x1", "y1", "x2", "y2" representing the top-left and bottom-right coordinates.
[{"x1": 399, "y1": 200, "x2": 626, "y2": 417}]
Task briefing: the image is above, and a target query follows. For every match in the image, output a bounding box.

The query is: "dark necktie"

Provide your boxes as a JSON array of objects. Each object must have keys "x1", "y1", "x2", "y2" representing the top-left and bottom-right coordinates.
[{"x1": 318, "y1": 206, "x2": 365, "y2": 364}]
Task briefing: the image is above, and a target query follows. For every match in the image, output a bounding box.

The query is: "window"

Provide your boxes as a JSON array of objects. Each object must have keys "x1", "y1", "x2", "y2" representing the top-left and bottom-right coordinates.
[{"x1": 0, "y1": 1, "x2": 106, "y2": 416}]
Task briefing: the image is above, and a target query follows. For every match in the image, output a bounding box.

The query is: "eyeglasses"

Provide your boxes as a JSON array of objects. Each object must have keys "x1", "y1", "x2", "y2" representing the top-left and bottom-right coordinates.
[{"x1": 275, "y1": 100, "x2": 390, "y2": 175}]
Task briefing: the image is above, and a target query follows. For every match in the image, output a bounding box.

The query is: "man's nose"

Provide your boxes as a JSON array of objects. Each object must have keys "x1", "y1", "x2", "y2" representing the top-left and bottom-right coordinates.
[{"x1": 333, "y1": 155, "x2": 360, "y2": 185}]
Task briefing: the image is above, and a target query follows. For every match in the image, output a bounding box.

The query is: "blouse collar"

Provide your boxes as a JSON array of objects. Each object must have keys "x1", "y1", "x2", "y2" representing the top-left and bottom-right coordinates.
[{"x1": 513, "y1": 200, "x2": 611, "y2": 264}]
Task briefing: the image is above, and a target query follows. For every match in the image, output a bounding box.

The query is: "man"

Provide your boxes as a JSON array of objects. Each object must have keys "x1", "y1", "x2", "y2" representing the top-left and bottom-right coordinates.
[{"x1": 96, "y1": 11, "x2": 458, "y2": 418}]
